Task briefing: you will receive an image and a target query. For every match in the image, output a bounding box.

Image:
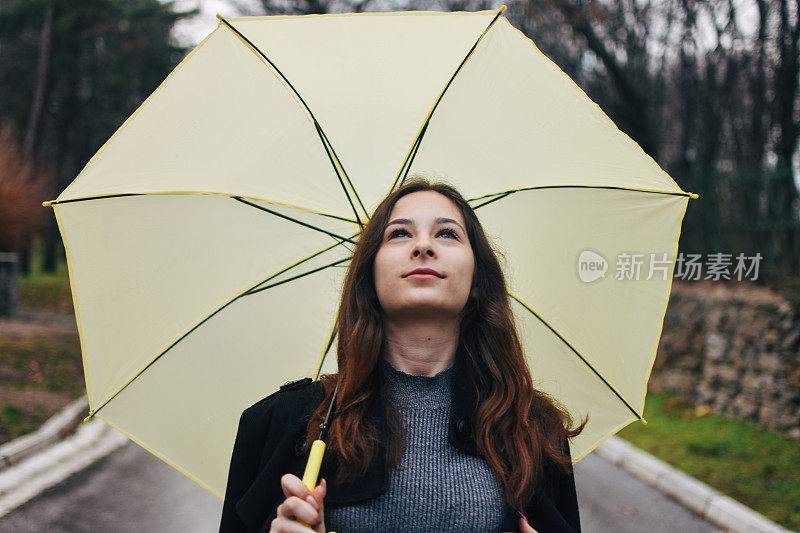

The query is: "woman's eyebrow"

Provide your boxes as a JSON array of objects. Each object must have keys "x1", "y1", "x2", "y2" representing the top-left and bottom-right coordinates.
[{"x1": 387, "y1": 217, "x2": 464, "y2": 231}]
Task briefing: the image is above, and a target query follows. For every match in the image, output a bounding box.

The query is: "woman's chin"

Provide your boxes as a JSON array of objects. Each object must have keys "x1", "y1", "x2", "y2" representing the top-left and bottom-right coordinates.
[{"x1": 386, "y1": 301, "x2": 468, "y2": 321}]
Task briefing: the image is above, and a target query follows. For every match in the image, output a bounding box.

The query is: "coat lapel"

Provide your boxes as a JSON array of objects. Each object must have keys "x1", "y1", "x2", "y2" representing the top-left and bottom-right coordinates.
[{"x1": 448, "y1": 350, "x2": 482, "y2": 457}]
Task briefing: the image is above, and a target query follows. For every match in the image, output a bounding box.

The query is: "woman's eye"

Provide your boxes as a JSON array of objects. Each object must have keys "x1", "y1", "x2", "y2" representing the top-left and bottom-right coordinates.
[{"x1": 389, "y1": 229, "x2": 458, "y2": 239}]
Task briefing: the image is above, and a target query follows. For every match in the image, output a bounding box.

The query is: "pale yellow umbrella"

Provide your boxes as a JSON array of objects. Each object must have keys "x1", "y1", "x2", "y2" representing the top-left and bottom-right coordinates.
[{"x1": 43, "y1": 6, "x2": 697, "y2": 500}]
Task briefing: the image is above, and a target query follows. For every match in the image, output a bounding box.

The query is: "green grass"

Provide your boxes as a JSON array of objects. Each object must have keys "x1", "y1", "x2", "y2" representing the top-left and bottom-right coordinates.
[
  {"x1": 19, "y1": 258, "x2": 73, "y2": 313},
  {"x1": 0, "y1": 331, "x2": 84, "y2": 444},
  {"x1": 2, "y1": 246, "x2": 83, "y2": 443},
  {"x1": 0, "y1": 334, "x2": 84, "y2": 393},
  {"x1": 14, "y1": 233, "x2": 73, "y2": 313},
  {"x1": 0, "y1": 404, "x2": 50, "y2": 444},
  {"x1": 617, "y1": 391, "x2": 800, "y2": 530}
]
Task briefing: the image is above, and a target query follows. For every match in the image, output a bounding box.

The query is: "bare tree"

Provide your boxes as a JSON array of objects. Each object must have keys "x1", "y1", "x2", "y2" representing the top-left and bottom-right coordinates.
[{"x1": 511, "y1": 0, "x2": 799, "y2": 277}]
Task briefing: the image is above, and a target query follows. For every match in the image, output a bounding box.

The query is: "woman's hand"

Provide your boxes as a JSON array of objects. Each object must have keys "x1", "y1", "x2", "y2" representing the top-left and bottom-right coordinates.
[
  {"x1": 501, "y1": 511, "x2": 539, "y2": 533},
  {"x1": 518, "y1": 511, "x2": 539, "y2": 533},
  {"x1": 269, "y1": 473, "x2": 327, "y2": 533}
]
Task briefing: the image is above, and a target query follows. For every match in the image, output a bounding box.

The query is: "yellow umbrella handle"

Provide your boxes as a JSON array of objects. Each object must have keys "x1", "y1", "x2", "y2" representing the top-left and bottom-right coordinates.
[
  {"x1": 299, "y1": 439, "x2": 334, "y2": 531},
  {"x1": 301, "y1": 439, "x2": 326, "y2": 490},
  {"x1": 298, "y1": 381, "x2": 338, "y2": 531}
]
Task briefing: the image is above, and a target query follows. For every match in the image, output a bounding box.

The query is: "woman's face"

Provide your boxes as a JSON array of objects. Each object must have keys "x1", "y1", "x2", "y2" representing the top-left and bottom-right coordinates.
[{"x1": 373, "y1": 190, "x2": 476, "y2": 322}]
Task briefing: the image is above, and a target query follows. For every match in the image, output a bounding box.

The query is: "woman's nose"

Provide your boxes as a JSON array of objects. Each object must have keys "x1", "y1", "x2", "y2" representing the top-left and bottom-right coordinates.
[
  {"x1": 412, "y1": 238, "x2": 435, "y2": 257},
  {"x1": 413, "y1": 248, "x2": 434, "y2": 257}
]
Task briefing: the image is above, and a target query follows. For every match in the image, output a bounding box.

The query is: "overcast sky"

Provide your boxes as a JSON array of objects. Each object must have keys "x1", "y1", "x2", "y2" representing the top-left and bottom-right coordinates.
[
  {"x1": 171, "y1": 0, "x2": 259, "y2": 47},
  {"x1": 168, "y1": 0, "x2": 512, "y2": 46}
]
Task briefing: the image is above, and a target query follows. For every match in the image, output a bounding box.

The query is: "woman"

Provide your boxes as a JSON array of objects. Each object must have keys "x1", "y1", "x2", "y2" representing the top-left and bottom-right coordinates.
[{"x1": 219, "y1": 177, "x2": 587, "y2": 533}]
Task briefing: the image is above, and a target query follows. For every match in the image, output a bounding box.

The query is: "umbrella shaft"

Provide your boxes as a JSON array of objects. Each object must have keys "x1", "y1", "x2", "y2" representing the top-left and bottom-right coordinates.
[{"x1": 299, "y1": 439, "x2": 327, "y2": 529}]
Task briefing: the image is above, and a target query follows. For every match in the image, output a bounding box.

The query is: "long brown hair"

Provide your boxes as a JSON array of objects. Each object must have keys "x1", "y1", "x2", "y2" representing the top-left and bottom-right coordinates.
[{"x1": 305, "y1": 176, "x2": 587, "y2": 510}]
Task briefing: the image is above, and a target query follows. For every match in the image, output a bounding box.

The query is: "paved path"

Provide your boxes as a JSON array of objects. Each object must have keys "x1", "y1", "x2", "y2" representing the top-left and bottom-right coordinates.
[
  {"x1": 0, "y1": 440, "x2": 724, "y2": 532},
  {"x1": 575, "y1": 452, "x2": 724, "y2": 532}
]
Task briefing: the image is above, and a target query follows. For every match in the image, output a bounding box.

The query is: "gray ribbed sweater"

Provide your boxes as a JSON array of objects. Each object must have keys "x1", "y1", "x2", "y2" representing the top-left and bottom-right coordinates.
[{"x1": 324, "y1": 358, "x2": 508, "y2": 532}]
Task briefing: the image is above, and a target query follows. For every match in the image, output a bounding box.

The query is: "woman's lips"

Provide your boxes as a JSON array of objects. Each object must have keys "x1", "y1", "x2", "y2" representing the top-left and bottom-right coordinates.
[{"x1": 403, "y1": 268, "x2": 444, "y2": 278}]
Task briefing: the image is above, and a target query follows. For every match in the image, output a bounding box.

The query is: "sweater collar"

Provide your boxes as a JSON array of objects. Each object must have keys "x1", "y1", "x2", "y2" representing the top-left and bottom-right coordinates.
[
  {"x1": 323, "y1": 346, "x2": 482, "y2": 505},
  {"x1": 378, "y1": 357, "x2": 454, "y2": 409}
]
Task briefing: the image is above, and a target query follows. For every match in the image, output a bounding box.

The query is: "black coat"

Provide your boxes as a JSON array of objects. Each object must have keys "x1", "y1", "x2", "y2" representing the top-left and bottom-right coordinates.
[{"x1": 219, "y1": 356, "x2": 581, "y2": 533}]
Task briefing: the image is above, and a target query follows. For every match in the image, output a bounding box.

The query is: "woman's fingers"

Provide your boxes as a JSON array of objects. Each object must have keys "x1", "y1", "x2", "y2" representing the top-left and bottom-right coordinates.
[
  {"x1": 270, "y1": 515, "x2": 323, "y2": 533},
  {"x1": 310, "y1": 478, "x2": 327, "y2": 531},
  {"x1": 518, "y1": 513, "x2": 540, "y2": 533},
  {"x1": 276, "y1": 495, "x2": 320, "y2": 525},
  {"x1": 280, "y1": 473, "x2": 311, "y2": 500},
  {"x1": 273, "y1": 474, "x2": 327, "y2": 533},
  {"x1": 311, "y1": 478, "x2": 326, "y2": 509}
]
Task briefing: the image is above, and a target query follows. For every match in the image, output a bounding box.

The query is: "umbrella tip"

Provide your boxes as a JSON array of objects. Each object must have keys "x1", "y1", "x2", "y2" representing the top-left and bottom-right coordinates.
[
  {"x1": 499, "y1": 5, "x2": 507, "y2": 13},
  {"x1": 689, "y1": 192, "x2": 699, "y2": 199},
  {"x1": 640, "y1": 417, "x2": 648, "y2": 426},
  {"x1": 42, "y1": 201, "x2": 52, "y2": 207},
  {"x1": 83, "y1": 414, "x2": 93, "y2": 423},
  {"x1": 216, "y1": 13, "x2": 225, "y2": 21}
]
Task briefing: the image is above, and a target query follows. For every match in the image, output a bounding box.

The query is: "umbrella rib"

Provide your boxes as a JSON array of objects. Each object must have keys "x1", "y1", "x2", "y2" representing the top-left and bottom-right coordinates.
[
  {"x1": 313, "y1": 320, "x2": 339, "y2": 381},
  {"x1": 232, "y1": 197, "x2": 357, "y2": 244},
  {"x1": 508, "y1": 292, "x2": 646, "y2": 424},
  {"x1": 394, "y1": 122, "x2": 428, "y2": 189},
  {"x1": 83, "y1": 236, "x2": 355, "y2": 422},
  {"x1": 470, "y1": 191, "x2": 513, "y2": 210},
  {"x1": 334, "y1": 235, "x2": 355, "y2": 254},
  {"x1": 42, "y1": 191, "x2": 359, "y2": 224},
  {"x1": 313, "y1": 120, "x2": 370, "y2": 226},
  {"x1": 469, "y1": 185, "x2": 699, "y2": 209},
  {"x1": 388, "y1": 6, "x2": 507, "y2": 194},
  {"x1": 238, "y1": 231, "x2": 357, "y2": 296},
  {"x1": 243, "y1": 256, "x2": 351, "y2": 296},
  {"x1": 216, "y1": 15, "x2": 369, "y2": 228}
]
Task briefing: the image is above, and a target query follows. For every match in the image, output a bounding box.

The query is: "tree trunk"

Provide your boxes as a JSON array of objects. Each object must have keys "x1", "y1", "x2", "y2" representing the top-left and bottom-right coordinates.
[
  {"x1": 551, "y1": 0, "x2": 655, "y2": 156},
  {"x1": 20, "y1": 5, "x2": 54, "y2": 276},
  {"x1": 42, "y1": 212, "x2": 60, "y2": 273},
  {"x1": 23, "y1": 5, "x2": 54, "y2": 158},
  {"x1": 774, "y1": 0, "x2": 800, "y2": 274}
]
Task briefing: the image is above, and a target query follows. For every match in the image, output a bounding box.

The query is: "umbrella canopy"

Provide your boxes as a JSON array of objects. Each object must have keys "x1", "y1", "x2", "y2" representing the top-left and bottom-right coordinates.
[{"x1": 46, "y1": 7, "x2": 696, "y2": 499}]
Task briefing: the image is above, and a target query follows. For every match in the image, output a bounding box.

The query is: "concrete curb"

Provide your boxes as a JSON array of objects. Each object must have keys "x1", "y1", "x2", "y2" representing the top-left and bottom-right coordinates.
[
  {"x1": 595, "y1": 436, "x2": 792, "y2": 533},
  {"x1": 0, "y1": 398, "x2": 128, "y2": 517},
  {"x1": 0, "y1": 396, "x2": 87, "y2": 470}
]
